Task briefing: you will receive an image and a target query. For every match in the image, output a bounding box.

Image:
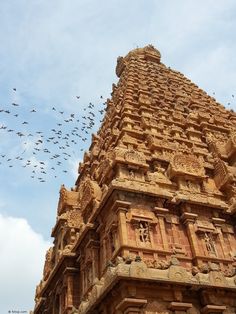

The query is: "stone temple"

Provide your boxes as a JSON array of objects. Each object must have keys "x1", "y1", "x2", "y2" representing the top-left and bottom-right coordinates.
[{"x1": 33, "y1": 45, "x2": 236, "y2": 314}]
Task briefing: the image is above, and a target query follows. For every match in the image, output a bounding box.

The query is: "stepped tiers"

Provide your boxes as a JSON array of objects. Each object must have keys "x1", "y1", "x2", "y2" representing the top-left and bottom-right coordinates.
[{"x1": 33, "y1": 45, "x2": 236, "y2": 314}]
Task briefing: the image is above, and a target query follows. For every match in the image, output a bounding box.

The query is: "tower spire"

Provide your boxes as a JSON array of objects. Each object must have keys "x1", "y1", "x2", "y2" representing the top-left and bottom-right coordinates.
[{"x1": 34, "y1": 46, "x2": 236, "y2": 314}]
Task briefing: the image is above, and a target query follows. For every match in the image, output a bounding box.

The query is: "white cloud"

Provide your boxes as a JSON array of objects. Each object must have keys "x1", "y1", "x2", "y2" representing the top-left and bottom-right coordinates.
[
  {"x1": 0, "y1": 213, "x2": 51, "y2": 313},
  {"x1": 68, "y1": 157, "x2": 82, "y2": 180}
]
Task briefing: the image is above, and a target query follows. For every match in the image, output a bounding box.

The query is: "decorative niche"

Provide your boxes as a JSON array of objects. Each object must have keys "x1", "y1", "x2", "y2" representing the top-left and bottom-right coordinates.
[{"x1": 126, "y1": 208, "x2": 157, "y2": 248}]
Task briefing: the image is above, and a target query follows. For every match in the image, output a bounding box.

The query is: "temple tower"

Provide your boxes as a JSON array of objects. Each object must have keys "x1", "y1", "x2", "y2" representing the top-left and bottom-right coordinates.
[{"x1": 34, "y1": 45, "x2": 236, "y2": 314}]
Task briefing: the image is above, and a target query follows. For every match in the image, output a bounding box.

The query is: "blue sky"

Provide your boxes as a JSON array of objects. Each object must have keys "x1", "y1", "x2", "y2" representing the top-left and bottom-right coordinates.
[{"x1": 0, "y1": 0, "x2": 236, "y2": 313}]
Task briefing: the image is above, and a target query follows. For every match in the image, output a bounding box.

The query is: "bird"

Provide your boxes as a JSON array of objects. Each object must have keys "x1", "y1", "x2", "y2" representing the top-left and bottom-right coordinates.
[
  {"x1": 13, "y1": 88, "x2": 16, "y2": 91},
  {"x1": 16, "y1": 132, "x2": 24, "y2": 137},
  {"x1": 76, "y1": 96, "x2": 80, "y2": 99},
  {"x1": 0, "y1": 95, "x2": 101, "y2": 183}
]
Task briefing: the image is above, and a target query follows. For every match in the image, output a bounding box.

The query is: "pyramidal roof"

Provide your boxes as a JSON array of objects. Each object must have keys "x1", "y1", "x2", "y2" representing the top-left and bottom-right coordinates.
[
  {"x1": 34, "y1": 45, "x2": 236, "y2": 314},
  {"x1": 73, "y1": 44, "x2": 235, "y2": 214}
]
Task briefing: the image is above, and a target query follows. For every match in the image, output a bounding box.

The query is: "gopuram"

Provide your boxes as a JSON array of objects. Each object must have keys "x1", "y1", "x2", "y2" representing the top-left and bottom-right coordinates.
[{"x1": 33, "y1": 45, "x2": 236, "y2": 314}]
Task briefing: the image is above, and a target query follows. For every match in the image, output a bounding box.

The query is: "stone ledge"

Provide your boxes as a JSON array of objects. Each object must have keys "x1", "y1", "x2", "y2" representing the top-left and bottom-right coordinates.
[
  {"x1": 169, "y1": 301, "x2": 192, "y2": 310},
  {"x1": 202, "y1": 304, "x2": 226, "y2": 314},
  {"x1": 115, "y1": 298, "x2": 147, "y2": 311}
]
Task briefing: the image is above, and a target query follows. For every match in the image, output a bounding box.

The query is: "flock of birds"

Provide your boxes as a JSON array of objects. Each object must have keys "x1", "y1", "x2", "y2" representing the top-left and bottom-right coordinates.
[
  {"x1": 1, "y1": 88, "x2": 235, "y2": 185},
  {"x1": 0, "y1": 89, "x2": 106, "y2": 183}
]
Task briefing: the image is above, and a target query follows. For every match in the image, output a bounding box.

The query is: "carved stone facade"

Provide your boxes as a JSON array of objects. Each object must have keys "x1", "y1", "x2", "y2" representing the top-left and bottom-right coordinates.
[{"x1": 33, "y1": 45, "x2": 236, "y2": 314}]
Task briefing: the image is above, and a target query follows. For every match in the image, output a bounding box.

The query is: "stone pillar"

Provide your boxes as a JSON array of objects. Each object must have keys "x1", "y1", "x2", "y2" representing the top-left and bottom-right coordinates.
[
  {"x1": 67, "y1": 274, "x2": 73, "y2": 307},
  {"x1": 212, "y1": 218, "x2": 226, "y2": 259},
  {"x1": 118, "y1": 209, "x2": 129, "y2": 246},
  {"x1": 181, "y1": 212, "x2": 199, "y2": 257},
  {"x1": 115, "y1": 298, "x2": 147, "y2": 314},
  {"x1": 153, "y1": 207, "x2": 169, "y2": 250}
]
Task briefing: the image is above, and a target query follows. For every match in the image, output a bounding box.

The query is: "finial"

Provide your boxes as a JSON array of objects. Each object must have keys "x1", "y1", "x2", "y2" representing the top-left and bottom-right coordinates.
[{"x1": 116, "y1": 45, "x2": 161, "y2": 77}]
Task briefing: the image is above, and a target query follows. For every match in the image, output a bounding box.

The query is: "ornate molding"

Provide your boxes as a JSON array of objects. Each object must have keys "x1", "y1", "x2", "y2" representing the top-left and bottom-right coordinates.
[
  {"x1": 167, "y1": 153, "x2": 205, "y2": 180},
  {"x1": 78, "y1": 180, "x2": 101, "y2": 221},
  {"x1": 57, "y1": 185, "x2": 79, "y2": 215}
]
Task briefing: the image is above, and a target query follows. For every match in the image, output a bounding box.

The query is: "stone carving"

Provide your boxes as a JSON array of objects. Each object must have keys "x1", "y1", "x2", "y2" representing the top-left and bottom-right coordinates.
[
  {"x1": 168, "y1": 153, "x2": 205, "y2": 179},
  {"x1": 224, "y1": 267, "x2": 236, "y2": 277},
  {"x1": 147, "y1": 135, "x2": 177, "y2": 151},
  {"x1": 95, "y1": 157, "x2": 112, "y2": 182},
  {"x1": 124, "y1": 149, "x2": 146, "y2": 164},
  {"x1": 130, "y1": 260, "x2": 148, "y2": 278},
  {"x1": 116, "y1": 56, "x2": 126, "y2": 77},
  {"x1": 196, "y1": 219, "x2": 215, "y2": 233},
  {"x1": 143, "y1": 259, "x2": 171, "y2": 270},
  {"x1": 79, "y1": 175, "x2": 102, "y2": 214},
  {"x1": 57, "y1": 184, "x2": 79, "y2": 214},
  {"x1": 112, "y1": 147, "x2": 148, "y2": 169},
  {"x1": 138, "y1": 221, "x2": 150, "y2": 243},
  {"x1": 214, "y1": 158, "x2": 233, "y2": 190},
  {"x1": 143, "y1": 44, "x2": 161, "y2": 63},
  {"x1": 139, "y1": 92, "x2": 152, "y2": 106},
  {"x1": 43, "y1": 247, "x2": 53, "y2": 280},
  {"x1": 168, "y1": 265, "x2": 189, "y2": 282},
  {"x1": 146, "y1": 162, "x2": 171, "y2": 184},
  {"x1": 59, "y1": 209, "x2": 82, "y2": 228},
  {"x1": 204, "y1": 233, "x2": 217, "y2": 256},
  {"x1": 199, "y1": 264, "x2": 210, "y2": 274}
]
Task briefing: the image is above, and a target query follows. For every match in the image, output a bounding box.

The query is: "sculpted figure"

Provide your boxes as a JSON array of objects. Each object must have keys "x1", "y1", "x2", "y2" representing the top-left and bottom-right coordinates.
[
  {"x1": 139, "y1": 221, "x2": 150, "y2": 243},
  {"x1": 204, "y1": 233, "x2": 217, "y2": 256}
]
